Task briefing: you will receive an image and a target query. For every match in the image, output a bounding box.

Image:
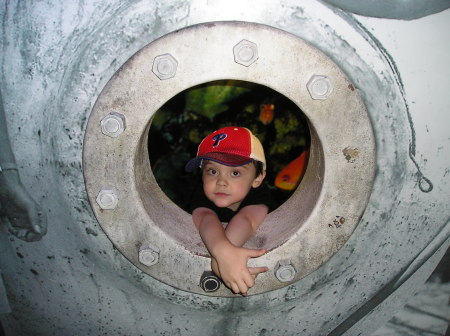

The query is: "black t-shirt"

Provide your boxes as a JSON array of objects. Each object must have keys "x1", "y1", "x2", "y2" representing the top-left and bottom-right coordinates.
[{"x1": 189, "y1": 183, "x2": 275, "y2": 222}]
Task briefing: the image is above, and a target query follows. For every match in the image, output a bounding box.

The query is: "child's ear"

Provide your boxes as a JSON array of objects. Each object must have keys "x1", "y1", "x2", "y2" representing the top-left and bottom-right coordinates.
[{"x1": 252, "y1": 171, "x2": 266, "y2": 188}]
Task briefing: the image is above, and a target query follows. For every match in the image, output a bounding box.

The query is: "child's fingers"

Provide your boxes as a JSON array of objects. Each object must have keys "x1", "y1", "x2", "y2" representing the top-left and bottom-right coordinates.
[
  {"x1": 232, "y1": 273, "x2": 254, "y2": 294},
  {"x1": 228, "y1": 280, "x2": 248, "y2": 295},
  {"x1": 246, "y1": 248, "x2": 267, "y2": 258},
  {"x1": 231, "y1": 283, "x2": 241, "y2": 294},
  {"x1": 248, "y1": 266, "x2": 269, "y2": 276},
  {"x1": 248, "y1": 266, "x2": 268, "y2": 281},
  {"x1": 243, "y1": 274, "x2": 255, "y2": 289}
]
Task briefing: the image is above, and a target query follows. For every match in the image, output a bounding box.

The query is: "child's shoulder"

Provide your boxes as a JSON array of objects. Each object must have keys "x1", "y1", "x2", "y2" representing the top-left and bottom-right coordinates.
[{"x1": 240, "y1": 184, "x2": 275, "y2": 212}]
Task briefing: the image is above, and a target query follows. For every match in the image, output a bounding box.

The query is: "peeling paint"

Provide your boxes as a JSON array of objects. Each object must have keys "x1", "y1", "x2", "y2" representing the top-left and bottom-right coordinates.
[{"x1": 343, "y1": 147, "x2": 359, "y2": 163}]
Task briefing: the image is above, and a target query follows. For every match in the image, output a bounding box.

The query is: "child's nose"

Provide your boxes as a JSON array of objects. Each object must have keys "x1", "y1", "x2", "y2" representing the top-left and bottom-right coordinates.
[{"x1": 216, "y1": 175, "x2": 228, "y2": 186}]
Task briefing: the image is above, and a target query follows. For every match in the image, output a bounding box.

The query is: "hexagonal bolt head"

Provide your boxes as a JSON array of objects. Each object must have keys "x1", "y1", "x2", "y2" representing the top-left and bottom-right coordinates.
[
  {"x1": 152, "y1": 53, "x2": 178, "y2": 80},
  {"x1": 96, "y1": 187, "x2": 118, "y2": 210},
  {"x1": 233, "y1": 39, "x2": 259, "y2": 67},
  {"x1": 138, "y1": 244, "x2": 160, "y2": 267},
  {"x1": 199, "y1": 271, "x2": 221, "y2": 292},
  {"x1": 100, "y1": 112, "x2": 126, "y2": 138},
  {"x1": 275, "y1": 259, "x2": 296, "y2": 283},
  {"x1": 307, "y1": 75, "x2": 334, "y2": 100}
]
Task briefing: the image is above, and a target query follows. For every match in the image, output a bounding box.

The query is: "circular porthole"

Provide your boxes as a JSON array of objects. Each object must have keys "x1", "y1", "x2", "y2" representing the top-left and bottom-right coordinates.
[
  {"x1": 83, "y1": 22, "x2": 375, "y2": 296},
  {"x1": 148, "y1": 79, "x2": 311, "y2": 214}
]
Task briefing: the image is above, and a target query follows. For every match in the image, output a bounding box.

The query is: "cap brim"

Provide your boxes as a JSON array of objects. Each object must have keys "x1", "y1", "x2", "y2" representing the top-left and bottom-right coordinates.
[
  {"x1": 185, "y1": 157, "x2": 203, "y2": 172},
  {"x1": 185, "y1": 152, "x2": 253, "y2": 172}
]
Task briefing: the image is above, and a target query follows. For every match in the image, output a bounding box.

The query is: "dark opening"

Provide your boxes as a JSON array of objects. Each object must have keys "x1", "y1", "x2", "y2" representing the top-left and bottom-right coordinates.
[{"x1": 148, "y1": 80, "x2": 310, "y2": 212}]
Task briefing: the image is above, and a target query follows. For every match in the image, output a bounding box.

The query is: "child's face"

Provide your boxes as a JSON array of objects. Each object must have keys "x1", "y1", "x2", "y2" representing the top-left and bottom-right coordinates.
[{"x1": 201, "y1": 160, "x2": 265, "y2": 211}]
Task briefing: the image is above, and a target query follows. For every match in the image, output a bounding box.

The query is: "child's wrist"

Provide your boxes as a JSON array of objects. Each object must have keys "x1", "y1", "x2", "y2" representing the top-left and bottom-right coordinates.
[{"x1": 210, "y1": 240, "x2": 234, "y2": 259}]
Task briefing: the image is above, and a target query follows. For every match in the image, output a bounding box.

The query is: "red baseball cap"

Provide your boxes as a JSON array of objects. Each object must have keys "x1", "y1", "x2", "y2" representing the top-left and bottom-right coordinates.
[{"x1": 185, "y1": 126, "x2": 266, "y2": 172}]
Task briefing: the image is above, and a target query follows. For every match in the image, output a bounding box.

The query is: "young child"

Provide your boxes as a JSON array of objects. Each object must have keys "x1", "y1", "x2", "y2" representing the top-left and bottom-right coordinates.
[{"x1": 185, "y1": 126, "x2": 273, "y2": 295}]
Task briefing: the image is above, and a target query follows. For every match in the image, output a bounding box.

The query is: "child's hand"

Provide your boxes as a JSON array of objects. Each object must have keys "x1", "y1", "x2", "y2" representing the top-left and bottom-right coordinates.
[
  {"x1": 211, "y1": 257, "x2": 268, "y2": 293},
  {"x1": 248, "y1": 266, "x2": 269, "y2": 280},
  {"x1": 213, "y1": 245, "x2": 268, "y2": 295}
]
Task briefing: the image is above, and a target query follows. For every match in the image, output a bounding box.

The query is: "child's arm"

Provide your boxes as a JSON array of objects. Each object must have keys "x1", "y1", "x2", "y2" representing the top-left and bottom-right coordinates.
[
  {"x1": 224, "y1": 204, "x2": 269, "y2": 288},
  {"x1": 193, "y1": 206, "x2": 268, "y2": 295},
  {"x1": 224, "y1": 204, "x2": 268, "y2": 247}
]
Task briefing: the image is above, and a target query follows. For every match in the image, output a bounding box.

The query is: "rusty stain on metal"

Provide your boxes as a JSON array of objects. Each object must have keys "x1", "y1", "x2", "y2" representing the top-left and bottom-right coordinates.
[
  {"x1": 328, "y1": 216, "x2": 346, "y2": 228},
  {"x1": 343, "y1": 147, "x2": 359, "y2": 163}
]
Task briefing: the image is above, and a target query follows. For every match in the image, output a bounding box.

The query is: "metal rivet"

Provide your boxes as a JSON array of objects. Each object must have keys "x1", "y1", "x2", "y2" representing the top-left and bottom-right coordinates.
[
  {"x1": 138, "y1": 244, "x2": 160, "y2": 266},
  {"x1": 199, "y1": 271, "x2": 221, "y2": 292},
  {"x1": 100, "y1": 112, "x2": 126, "y2": 138},
  {"x1": 275, "y1": 259, "x2": 296, "y2": 282},
  {"x1": 152, "y1": 53, "x2": 178, "y2": 80},
  {"x1": 307, "y1": 75, "x2": 333, "y2": 100},
  {"x1": 96, "y1": 187, "x2": 118, "y2": 210},
  {"x1": 233, "y1": 39, "x2": 259, "y2": 67}
]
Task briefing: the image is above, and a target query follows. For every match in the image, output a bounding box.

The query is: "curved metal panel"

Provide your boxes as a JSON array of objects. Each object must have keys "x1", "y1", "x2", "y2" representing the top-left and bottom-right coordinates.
[
  {"x1": 0, "y1": 1, "x2": 448, "y2": 335},
  {"x1": 322, "y1": 0, "x2": 450, "y2": 20},
  {"x1": 83, "y1": 22, "x2": 375, "y2": 296}
]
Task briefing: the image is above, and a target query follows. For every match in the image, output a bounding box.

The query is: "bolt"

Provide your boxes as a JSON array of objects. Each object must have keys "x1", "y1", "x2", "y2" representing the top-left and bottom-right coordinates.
[
  {"x1": 233, "y1": 39, "x2": 258, "y2": 67},
  {"x1": 100, "y1": 112, "x2": 126, "y2": 138},
  {"x1": 306, "y1": 75, "x2": 333, "y2": 100},
  {"x1": 138, "y1": 244, "x2": 160, "y2": 266},
  {"x1": 96, "y1": 187, "x2": 118, "y2": 210},
  {"x1": 152, "y1": 53, "x2": 178, "y2": 80},
  {"x1": 199, "y1": 271, "x2": 221, "y2": 292},
  {"x1": 275, "y1": 259, "x2": 296, "y2": 282}
]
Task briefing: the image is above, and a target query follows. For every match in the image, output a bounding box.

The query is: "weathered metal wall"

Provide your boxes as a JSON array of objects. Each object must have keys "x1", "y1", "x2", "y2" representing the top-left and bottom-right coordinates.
[{"x1": 0, "y1": 1, "x2": 449, "y2": 335}]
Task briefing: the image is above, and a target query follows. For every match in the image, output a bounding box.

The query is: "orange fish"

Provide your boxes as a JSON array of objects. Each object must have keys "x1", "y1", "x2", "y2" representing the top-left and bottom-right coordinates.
[
  {"x1": 274, "y1": 150, "x2": 309, "y2": 191},
  {"x1": 259, "y1": 104, "x2": 275, "y2": 125}
]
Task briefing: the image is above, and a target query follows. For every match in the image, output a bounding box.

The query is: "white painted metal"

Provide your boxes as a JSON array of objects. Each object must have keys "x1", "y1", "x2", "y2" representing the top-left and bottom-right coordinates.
[
  {"x1": 83, "y1": 21, "x2": 376, "y2": 296},
  {"x1": 0, "y1": 1, "x2": 448, "y2": 335}
]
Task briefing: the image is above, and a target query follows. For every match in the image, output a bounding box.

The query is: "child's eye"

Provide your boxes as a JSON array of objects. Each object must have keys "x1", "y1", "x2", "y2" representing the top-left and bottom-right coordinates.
[
  {"x1": 231, "y1": 171, "x2": 240, "y2": 177},
  {"x1": 207, "y1": 169, "x2": 217, "y2": 175}
]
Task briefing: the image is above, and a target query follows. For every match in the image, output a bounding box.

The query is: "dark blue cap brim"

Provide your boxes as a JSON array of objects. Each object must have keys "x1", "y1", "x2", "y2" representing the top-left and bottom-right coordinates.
[
  {"x1": 185, "y1": 157, "x2": 203, "y2": 172},
  {"x1": 185, "y1": 154, "x2": 253, "y2": 172}
]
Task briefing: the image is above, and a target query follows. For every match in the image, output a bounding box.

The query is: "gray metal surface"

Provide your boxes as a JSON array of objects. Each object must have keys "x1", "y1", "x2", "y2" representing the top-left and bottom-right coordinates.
[
  {"x1": 83, "y1": 21, "x2": 375, "y2": 296},
  {"x1": 322, "y1": 0, "x2": 450, "y2": 20},
  {"x1": 0, "y1": 1, "x2": 449, "y2": 335}
]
